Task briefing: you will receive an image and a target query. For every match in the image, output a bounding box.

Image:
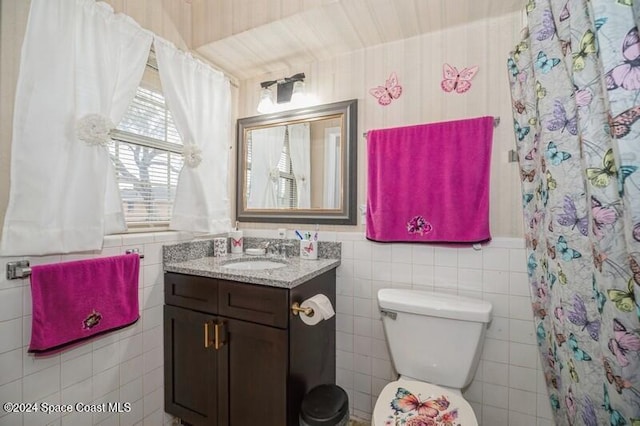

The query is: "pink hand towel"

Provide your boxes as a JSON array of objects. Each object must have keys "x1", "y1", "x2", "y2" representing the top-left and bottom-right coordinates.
[
  {"x1": 366, "y1": 117, "x2": 494, "y2": 243},
  {"x1": 28, "y1": 254, "x2": 140, "y2": 355}
]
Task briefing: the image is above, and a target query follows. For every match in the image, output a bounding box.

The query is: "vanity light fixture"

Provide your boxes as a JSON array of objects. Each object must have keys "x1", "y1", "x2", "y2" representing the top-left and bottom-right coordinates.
[{"x1": 257, "y1": 73, "x2": 306, "y2": 113}]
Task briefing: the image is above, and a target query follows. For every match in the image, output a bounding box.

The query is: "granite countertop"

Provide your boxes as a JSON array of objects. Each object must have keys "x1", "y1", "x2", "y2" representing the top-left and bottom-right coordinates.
[{"x1": 163, "y1": 237, "x2": 341, "y2": 289}]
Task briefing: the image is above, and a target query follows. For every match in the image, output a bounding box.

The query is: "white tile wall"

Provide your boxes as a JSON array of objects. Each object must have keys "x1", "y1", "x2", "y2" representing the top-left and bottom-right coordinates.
[
  {"x1": 0, "y1": 228, "x2": 556, "y2": 426},
  {"x1": 0, "y1": 231, "x2": 192, "y2": 426},
  {"x1": 322, "y1": 231, "x2": 554, "y2": 425}
]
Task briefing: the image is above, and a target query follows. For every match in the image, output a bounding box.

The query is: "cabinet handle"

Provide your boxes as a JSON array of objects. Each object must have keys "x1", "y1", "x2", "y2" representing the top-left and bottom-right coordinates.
[
  {"x1": 214, "y1": 321, "x2": 225, "y2": 350},
  {"x1": 204, "y1": 321, "x2": 214, "y2": 349}
]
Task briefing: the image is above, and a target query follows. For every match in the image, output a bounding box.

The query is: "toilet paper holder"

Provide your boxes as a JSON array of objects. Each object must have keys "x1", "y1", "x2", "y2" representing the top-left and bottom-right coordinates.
[{"x1": 291, "y1": 302, "x2": 314, "y2": 317}]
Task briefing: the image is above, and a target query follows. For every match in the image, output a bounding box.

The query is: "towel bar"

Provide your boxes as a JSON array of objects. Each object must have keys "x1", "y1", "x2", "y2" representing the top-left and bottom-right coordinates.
[
  {"x1": 6, "y1": 250, "x2": 144, "y2": 280},
  {"x1": 363, "y1": 116, "x2": 501, "y2": 138}
]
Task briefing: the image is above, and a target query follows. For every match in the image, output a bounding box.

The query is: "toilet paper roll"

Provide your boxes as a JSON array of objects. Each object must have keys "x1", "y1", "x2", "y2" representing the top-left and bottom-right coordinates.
[{"x1": 299, "y1": 294, "x2": 335, "y2": 326}]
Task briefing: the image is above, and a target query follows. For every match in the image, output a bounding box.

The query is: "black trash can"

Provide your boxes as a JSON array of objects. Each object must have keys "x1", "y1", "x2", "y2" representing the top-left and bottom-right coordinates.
[{"x1": 299, "y1": 384, "x2": 349, "y2": 426}]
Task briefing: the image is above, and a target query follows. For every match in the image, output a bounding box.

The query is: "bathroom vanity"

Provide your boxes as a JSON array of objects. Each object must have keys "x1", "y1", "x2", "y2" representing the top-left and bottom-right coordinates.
[{"x1": 162, "y1": 239, "x2": 340, "y2": 426}]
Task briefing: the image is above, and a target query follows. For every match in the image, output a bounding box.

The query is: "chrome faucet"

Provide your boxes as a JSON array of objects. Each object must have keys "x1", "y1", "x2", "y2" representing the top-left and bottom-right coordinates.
[{"x1": 263, "y1": 241, "x2": 294, "y2": 259}]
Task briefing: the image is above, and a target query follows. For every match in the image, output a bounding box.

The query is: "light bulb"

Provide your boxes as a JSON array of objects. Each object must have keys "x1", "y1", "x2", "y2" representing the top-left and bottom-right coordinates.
[
  {"x1": 290, "y1": 81, "x2": 306, "y2": 107},
  {"x1": 257, "y1": 87, "x2": 274, "y2": 113}
]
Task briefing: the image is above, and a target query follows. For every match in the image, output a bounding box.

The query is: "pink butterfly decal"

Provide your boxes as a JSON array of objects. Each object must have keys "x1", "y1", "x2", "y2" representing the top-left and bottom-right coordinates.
[
  {"x1": 605, "y1": 27, "x2": 640, "y2": 91},
  {"x1": 608, "y1": 318, "x2": 640, "y2": 367},
  {"x1": 369, "y1": 72, "x2": 402, "y2": 105},
  {"x1": 441, "y1": 64, "x2": 478, "y2": 93},
  {"x1": 303, "y1": 243, "x2": 314, "y2": 254},
  {"x1": 231, "y1": 237, "x2": 243, "y2": 247}
]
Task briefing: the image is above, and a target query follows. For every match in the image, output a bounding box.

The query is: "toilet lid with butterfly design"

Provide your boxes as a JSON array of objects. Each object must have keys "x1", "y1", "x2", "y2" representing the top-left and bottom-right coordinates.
[{"x1": 373, "y1": 379, "x2": 478, "y2": 426}]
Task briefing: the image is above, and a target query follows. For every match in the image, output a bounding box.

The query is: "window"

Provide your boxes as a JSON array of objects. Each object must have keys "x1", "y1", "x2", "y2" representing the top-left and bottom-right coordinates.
[
  {"x1": 110, "y1": 57, "x2": 183, "y2": 228},
  {"x1": 245, "y1": 129, "x2": 298, "y2": 208}
]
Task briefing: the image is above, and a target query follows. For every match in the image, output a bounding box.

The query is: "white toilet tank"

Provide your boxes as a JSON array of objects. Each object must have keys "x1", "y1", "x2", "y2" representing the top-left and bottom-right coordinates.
[{"x1": 378, "y1": 289, "x2": 492, "y2": 390}]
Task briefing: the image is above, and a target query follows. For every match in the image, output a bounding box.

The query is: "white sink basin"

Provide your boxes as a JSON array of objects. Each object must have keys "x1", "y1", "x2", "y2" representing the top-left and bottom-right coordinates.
[{"x1": 221, "y1": 260, "x2": 287, "y2": 270}]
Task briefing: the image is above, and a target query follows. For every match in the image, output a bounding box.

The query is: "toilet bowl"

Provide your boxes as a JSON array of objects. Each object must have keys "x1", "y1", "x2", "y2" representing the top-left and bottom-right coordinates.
[{"x1": 371, "y1": 289, "x2": 492, "y2": 426}]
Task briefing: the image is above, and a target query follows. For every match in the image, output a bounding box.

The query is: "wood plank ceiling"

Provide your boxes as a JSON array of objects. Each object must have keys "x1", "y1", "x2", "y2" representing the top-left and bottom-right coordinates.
[{"x1": 190, "y1": 0, "x2": 524, "y2": 80}]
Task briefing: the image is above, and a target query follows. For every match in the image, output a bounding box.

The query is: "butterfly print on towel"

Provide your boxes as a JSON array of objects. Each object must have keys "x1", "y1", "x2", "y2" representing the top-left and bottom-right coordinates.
[
  {"x1": 407, "y1": 215, "x2": 433, "y2": 236},
  {"x1": 605, "y1": 27, "x2": 640, "y2": 91},
  {"x1": 82, "y1": 309, "x2": 102, "y2": 330},
  {"x1": 440, "y1": 64, "x2": 478, "y2": 94},
  {"x1": 369, "y1": 72, "x2": 402, "y2": 106}
]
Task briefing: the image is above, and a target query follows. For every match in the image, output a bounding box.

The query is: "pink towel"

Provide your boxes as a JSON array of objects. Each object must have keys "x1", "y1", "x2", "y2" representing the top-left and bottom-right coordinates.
[
  {"x1": 28, "y1": 254, "x2": 140, "y2": 355},
  {"x1": 366, "y1": 117, "x2": 493, "y2": 243}
]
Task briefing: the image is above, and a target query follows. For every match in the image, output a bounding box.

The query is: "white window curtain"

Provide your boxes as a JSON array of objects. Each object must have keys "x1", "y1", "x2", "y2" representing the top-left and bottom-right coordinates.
[
  {"x1": 287, "y1": 123, "x2": 311, "y2": 208},
  {"x1": 247, "y1": 127, "x2": 286, "y2": 209},
  {"x1": 153, "y1": 38, "x2": 231, "y2": 234},
  {"x1": 0, "y1": 0, "x2": 152, "y2": 256}
]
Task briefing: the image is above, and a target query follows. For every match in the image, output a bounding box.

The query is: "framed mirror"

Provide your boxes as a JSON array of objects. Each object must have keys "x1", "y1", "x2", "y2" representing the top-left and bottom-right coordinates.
[{"x1": 236, "y1": 99, "x2": 357, "y2": 225}]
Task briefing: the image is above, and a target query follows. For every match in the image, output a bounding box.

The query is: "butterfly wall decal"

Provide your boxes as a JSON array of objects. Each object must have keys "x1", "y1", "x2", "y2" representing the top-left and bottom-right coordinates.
[
  {"x1": 369, "y1": 72, "x2": 402, "y2": 106},
  {"x1": 567, "y1": 294, "x2": 600, "y2": 341},
  {"x1": 605, "y1": 27, "x2": 640, "y2": 91},
  {"x1": 440, "y1": 63, "x2": 478, "y2": 94},
  {"x1": 608, "y1": 318, "x2": 640, "y2": 367},
  {"x1": 390, "y1": 387, "x2": 449, "y2": 417}
]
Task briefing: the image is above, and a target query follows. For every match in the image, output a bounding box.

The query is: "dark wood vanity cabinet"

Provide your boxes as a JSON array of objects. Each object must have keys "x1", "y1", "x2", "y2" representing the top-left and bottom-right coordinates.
[{"x1": 164, "y1": 270, "x2": 336, "y2": 426}]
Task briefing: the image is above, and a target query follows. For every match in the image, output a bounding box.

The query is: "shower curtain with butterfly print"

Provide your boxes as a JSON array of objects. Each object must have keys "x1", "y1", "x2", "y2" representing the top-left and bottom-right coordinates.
[{"x1": 508, "y1": 0, "x2": 640, "y2": 425}]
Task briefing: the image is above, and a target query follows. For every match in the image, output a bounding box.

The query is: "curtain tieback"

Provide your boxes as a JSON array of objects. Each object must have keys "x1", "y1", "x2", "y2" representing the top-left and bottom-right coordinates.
[
  {"x1": 269, "y1": 168, "x2": 280, "y2": 182},
  {"x1": 76, "y1": 114, "x2": 115, "y2": 146},
  {"x1": 182, "y1": 143, "x2": 203, "y2": 168}
]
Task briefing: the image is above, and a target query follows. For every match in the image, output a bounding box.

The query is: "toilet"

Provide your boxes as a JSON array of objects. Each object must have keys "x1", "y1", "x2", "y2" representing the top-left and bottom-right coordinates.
[{"x1": 372, "y1": 289, "x2": 492, "y2": 426}]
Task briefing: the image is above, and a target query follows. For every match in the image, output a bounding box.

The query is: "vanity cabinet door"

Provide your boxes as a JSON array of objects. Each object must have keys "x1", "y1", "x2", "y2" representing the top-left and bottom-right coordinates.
[
  {"x1": 164, "y1": 305, "x2": 225, "y2": 426},
  {"x1": 221, "y1": 317, "x2": 288, "y2": 426}
]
